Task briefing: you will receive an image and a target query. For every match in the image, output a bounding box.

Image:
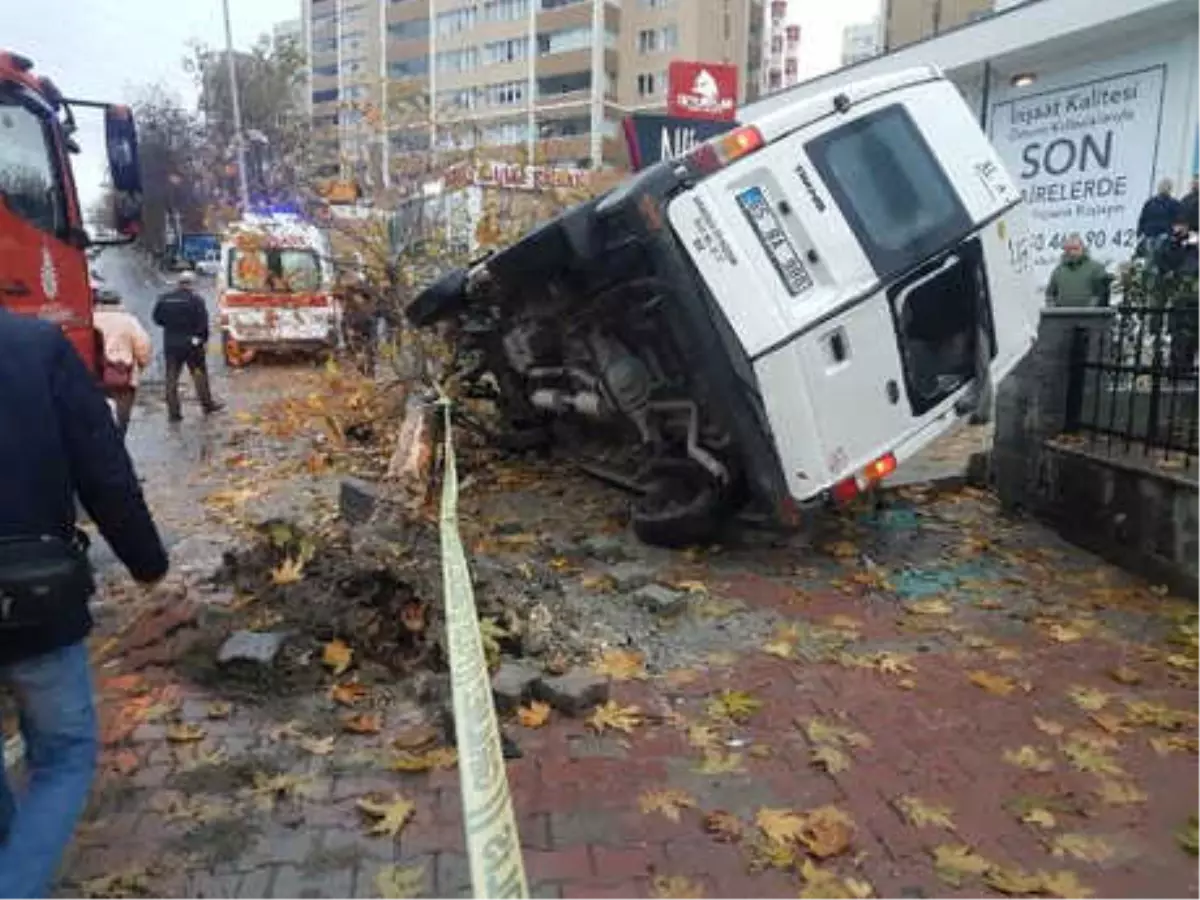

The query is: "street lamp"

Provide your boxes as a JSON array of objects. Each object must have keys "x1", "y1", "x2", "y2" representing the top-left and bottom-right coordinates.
[{"x1": 221, "y1": 0, "x2": 251, "y2": 212}]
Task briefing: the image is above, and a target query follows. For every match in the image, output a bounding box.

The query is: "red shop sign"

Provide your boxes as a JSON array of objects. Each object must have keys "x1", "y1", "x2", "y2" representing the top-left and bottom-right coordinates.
[{"x1": 667, "y1": 61, "x2": 738, "y2": 121}]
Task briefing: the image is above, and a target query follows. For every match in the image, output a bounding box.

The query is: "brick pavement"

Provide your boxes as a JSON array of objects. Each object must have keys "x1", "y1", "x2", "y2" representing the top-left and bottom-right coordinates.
[{"x1": 49, "y1": 489, "x2": 1198, "y2": 899}]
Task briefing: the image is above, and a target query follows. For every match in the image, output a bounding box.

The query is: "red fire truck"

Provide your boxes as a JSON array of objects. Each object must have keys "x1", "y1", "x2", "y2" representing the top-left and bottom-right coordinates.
[{"x1": 0, "y1": 50, "x2": 142, "y2": 373}]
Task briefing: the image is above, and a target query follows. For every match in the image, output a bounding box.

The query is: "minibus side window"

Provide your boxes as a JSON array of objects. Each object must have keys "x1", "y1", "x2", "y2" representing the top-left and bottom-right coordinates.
[{"x1": 805, "y1": 104, "x2": 971, "y2": 279}]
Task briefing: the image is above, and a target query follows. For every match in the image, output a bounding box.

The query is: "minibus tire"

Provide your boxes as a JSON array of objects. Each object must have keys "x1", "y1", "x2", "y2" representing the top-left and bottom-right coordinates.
[{"x1": 631, "y1": 462, "x2": 721, "y2": 547}]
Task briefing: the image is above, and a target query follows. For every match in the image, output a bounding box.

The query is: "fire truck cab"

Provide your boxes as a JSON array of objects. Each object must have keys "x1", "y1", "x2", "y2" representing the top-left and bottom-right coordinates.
[{"x1": 0, "y1": 51, "x2": 143, "y2": 374}]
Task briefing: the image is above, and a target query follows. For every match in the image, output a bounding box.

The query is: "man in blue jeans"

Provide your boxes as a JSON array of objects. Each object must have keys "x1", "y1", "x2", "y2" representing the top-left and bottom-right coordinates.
[{"x1": 0, "y1": 309, "x2": 168, "y2": 897}]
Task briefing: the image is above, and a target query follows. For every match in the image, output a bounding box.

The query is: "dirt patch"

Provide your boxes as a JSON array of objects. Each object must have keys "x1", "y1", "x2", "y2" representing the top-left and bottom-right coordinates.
[
  {"x1": 171, "y1": 753, "x2": 275, "y2": 796},
  {"x1": 166, "y1": 815, "x2": 264, "y2": 868}
]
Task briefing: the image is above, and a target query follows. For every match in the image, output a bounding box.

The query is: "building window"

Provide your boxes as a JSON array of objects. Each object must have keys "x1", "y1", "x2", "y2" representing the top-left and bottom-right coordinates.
[
  {"x1": 637, "y1": 26, "x2": 677, "y2": 54},
  {"x1": 389, "y1": 56, "x2": 430, "y2": 77},
  {"x1": 437, "y1": 47, "x2": 479, "y2": 73},
  {"x1": 639, "y1": 0, "x2": 673, "y2": 8},
  {"x1": 313, "y1": 63, "x2": 338, "y2": 76},
  {"x1": 392, "y1": 129, "x2": 432, "y2": 152},
  {"x1": 768, "y1": 69, "x2": 781, "y2": 89},
  {"x1": 344, "y1": 84, "x2": 371, "y2": 101},
  {"x1": 540, "y1": 0, "x2": 586, "y2": 8},
  {"x1": 312, "y1": 36, "x2": 337, "y2": 53},
  {"x1": 539, "y1": 26, "x2": 592, "y2": 55},
  {"x1": 438, "y1": 88, "x2": 477, "y2": 110},
  {"x1": 771, "y1": 35, "x2": 783, "y2": 53},
  {"x1": 482, "y1": 120, "x2": 530, "y2": 145},
  {"x1": 484, "y1": 37, "x2": 529, "y2": 64},
  {"x1": 312, "y1": 87, "x2": 339, "y2": 103},
  {"x1": 636, "y1": 71, "x2": 665, "y2": 97},
  {"x1": 389, "y1": 18, "x2": 430, "y2": 41},
  {"x1": 539, "y1": 116, "x2": 589, "y2": 138},
  {"x1": 482, "y1": 80, "x2": 526, "y2": 106},
  {"x1": 537, "y1": 71, "x2": 591, "y2": 97},
  {"x1": 482, "y1": 0, "x2": 529, "y2": 21},
  {"x1": 437, "y1": 7, "x2": 477, "y2": 35}
]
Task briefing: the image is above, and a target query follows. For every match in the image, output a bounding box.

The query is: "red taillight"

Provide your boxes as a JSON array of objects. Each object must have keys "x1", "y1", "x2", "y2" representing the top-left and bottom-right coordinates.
[
  {"x1": 831, "y1": 477, "x2": 858, "y2": 504},
  {"x1": 686, "y1": 125, "x2": 766, "y2": 174},
  {"x1": 863, "y1": 452, "x2": 897, "y2": 483}
]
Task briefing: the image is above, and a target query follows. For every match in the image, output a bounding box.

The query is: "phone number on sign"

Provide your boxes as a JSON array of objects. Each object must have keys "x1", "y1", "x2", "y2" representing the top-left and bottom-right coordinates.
[{"x1": 1030, "y1": 229, "x2": 1138, "y2": 252}]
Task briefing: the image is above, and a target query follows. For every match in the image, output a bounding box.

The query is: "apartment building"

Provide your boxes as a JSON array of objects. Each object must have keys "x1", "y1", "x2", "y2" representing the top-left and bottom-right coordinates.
[
  {"x1": 881, "y1": 0, "x2": 995, "y2": 51},
  {"x1": 302, "y1": 0, "x2": 766, "y2": 184},
  {"x1": 759, "y1": 0, "x2": 799, "y2": 96},
  {"x1": 841, "y1": 20, "x2": 881, "y2": 66}
]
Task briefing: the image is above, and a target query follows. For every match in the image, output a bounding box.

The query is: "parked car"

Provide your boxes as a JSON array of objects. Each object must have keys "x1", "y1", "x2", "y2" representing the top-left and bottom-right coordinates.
[{"x1": 408, "y1": 66, "x2": 1040, "y2": 545}]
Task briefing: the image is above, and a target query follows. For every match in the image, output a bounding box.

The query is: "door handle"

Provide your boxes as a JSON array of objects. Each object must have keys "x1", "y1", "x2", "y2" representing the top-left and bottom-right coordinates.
[{"x1": 0, "y1": 279, "x2": 31, "y2": 297}]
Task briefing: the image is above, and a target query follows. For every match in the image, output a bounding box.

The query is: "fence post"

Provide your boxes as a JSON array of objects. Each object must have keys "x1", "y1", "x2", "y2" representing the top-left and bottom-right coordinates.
[{"x1": 1063, "y1": 325, "x2": 1088, "y2": 433}]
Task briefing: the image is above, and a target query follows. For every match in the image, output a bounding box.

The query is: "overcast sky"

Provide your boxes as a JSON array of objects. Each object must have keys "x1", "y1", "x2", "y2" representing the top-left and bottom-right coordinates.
[
  {"x1": 7, "y1": 0, "x2": 877, "y2": 213},
  {"x1": 7, "y1": 0, "x2": 299, "y2": 210}
]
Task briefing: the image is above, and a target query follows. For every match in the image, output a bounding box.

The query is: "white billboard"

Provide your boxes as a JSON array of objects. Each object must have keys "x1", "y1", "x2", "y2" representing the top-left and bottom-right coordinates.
[{"x1": 989, "y1": 65, "x2": 1167, "y2": 289}]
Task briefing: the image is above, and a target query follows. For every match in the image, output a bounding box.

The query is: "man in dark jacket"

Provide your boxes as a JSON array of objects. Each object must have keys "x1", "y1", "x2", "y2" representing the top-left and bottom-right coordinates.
[
  {"x1": 152, "y1": 271, "x2": 223, "y2": 422},
  {"x1": 1179, "y1": 175, "x2": 1198, "y2": 235},
  {"x1": 1137, "y1": 179, "x2": 1180, "y2": 244},
  {"x1": 0, "y1": 309, "x2": 168, "y2": 896}
]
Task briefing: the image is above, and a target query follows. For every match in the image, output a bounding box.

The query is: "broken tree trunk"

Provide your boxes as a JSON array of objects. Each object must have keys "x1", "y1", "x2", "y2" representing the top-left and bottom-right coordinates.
[{"x1": 386, "y1": 391, "x2": 441, "y2": 511}]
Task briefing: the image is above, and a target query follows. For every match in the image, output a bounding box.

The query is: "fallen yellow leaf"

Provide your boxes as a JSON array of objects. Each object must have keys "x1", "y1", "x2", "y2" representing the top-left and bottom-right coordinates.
[
  {"x1": 1020, "y1": 808, "x2": 1057, "y2": 829},
  {"x1": 985, "y1": 867, "x2": 1046, "y2": 896},
  {"x1": 1037, "y1": 870, "x2": 1094, "y2": 898},
  {"x1": 907, "y1": 597, "x2": 954, "y2": 616},
  {"x1": 375, "y1": 864, "x2": 426, "y2": 899},
  {"x1": 1003, "y1": 746, "x2": 1055, "y2": 773},
  {"x1": 390, "y1": 747, "x2": 458, "y2": 772},
  {"x1": 802, "y1": 718, "x2": 871, "y2": 749},
  {"x1": 1093, "y1": 779, "x2": 1147, "y2": 806},
  {"x1": 824, "y1": 541, "x2": 859, "y2": 559},
  {"x1": 587, "y1": 701, "x2": 643, "y2": 734},
  {"x1": 1045, "y1": 623, "x2": 1084, "y2": 643},
  {"x1": 356, "y1": 794, "x2": 415, "y2": 838},
  {"x1": 695, "y1": 750, "x2": 744, "y2": 774},
  {"x1": 330, "y1": 682, "x2": 369, "y2": 706},
  {"x1": 517, "y1": 701, "x2": 552, "y2": 728},
  {"x1": 810, "y1": 744, "x2": 851, "y2": 774},
  {"x1": 639, "y1": 788, "x2": 696, "y2": 823},
  {"x1": 1050, "y1": 833, "x2": 1114, "y2": 864},
  {"x1": 1109, "y1": 665, "x2": 1143, "y2": 685},
  {"x1": 650, "y1": 875, "x2": 705, "y2": 898},
  {"x1": 969, "y1": 671, "x2": 1016, "y2": 695},
  {"x1": 1067, "y1": 685, "x2": 1111, "y2": 712},
  {"x1": 322, "y1": 639, "x2": 353, "y2": 676},
  {"x1": 686, "y1": 723, "x2": 721, "y2": 751},
  {"x1": 798, "y1": 860, "x2": 873, "y2": 899},
  {"x1": 165, "y1": 723, "x2": 206, "y2": 744},
  {"x1": 703, "y1": 810, "x2": 743, "y2": 843},
  {"x1": 270, "y1": 556, "x2": 306, "y2": 585},
  {"x1": 341, "y1": 713, "x2": 383, "y2": 735},
  {"x1": 896, "y1": 795, "x2": 955, "y2": 831},
  {"x1": 762, "y1": 638, "x2": 794, "y2": 659},
  {"x1": 756, "y1": 807, "x2": 807, "y2": 845},
  {"x1": 205, "y1": 702, "x2": 233, "y2": 720},
  {"x1": 706, "y1": 690, "x2": 762, "y2": 722},
  {"x1": 591, "y1": 649, "x2": 647, "y2": 681},
  {"x1": 931, "y1": 844, "x2": 994, "y2": 887},
  {"x1": 1033, "y1": 716, "x2": 1065, "y2": 737},
  {"x1": 1061, "y1": 740, "x2": 1124, "y2": 776},
  {"x1": 299, "y1": 735, "x2": 336, "y2": 756},
  {"x1": 798, "y1": 805, "x2": 855, "y2": 858}
]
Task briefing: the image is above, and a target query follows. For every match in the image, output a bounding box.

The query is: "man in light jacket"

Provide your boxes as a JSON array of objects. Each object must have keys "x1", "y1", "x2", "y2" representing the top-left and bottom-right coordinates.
[{"x1": 93, "y1": 289, "x2": 152, "y2": 436}]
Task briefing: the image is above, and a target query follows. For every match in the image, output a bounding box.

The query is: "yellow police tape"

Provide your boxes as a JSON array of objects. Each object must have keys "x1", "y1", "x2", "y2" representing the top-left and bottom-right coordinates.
[{"x1": 438, "y1": 401, "x2": 529, "y2": 899}]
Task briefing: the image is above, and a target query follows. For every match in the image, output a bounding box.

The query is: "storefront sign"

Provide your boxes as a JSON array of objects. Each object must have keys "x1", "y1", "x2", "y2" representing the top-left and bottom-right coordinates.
[
  {"x1": 989, "y1": 65, "x2": 1166, "y2": 288},
  {"x1": 621, "y1": 114, "x2": 737, "y2": 171},
  {"x1": 667, "y1": 61, "x2": 738, "y2": 121},
  {"x1": 443, "y1": 161, "x2": 592, "y2": 192}
]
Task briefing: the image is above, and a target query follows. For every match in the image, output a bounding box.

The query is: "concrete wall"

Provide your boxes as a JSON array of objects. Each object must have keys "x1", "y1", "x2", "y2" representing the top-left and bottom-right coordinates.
[{"x1": 993, "y1": 309, "x2": 1199, "y2": 595}]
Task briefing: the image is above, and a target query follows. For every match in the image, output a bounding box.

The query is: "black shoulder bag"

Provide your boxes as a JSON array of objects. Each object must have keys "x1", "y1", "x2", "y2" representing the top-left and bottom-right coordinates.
[{"x1": 0, "y1": 532, "x2": 94, "y2": 632}]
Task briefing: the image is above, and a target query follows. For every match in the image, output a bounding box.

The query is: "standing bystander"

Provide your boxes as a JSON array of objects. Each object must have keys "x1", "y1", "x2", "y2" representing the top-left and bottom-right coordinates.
[
  {"x1": 1045, "y1": 234, "x2": 1112, "y2": 309},
  {"x1": 152, "y1": 271, "x2": 224, "y2": 422},
  {"x1": 0, "y1": 309, "x2": 168, "y2": 897},
  {"x1": 92, "y1": 288, "x2": 152, "y2": 436}
]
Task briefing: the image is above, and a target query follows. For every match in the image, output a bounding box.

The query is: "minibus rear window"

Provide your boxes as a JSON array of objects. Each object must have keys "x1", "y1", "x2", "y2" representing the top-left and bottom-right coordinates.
[{"x1": 805, "y1": 104, "x2": 971, "y2": 279}]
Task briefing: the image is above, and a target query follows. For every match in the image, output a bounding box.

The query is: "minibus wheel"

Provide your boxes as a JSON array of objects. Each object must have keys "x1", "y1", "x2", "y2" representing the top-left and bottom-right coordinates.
[{"x1": 631, "y1": 459, "x2": 721, "y2": 547}]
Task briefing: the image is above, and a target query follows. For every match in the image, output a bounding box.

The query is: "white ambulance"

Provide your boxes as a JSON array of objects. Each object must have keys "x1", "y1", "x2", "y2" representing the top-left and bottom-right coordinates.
[
  {"x1": 216, "y1": 212, "x2": 339, "y2": 367},
  {"x1": 408, "y1": 66, "x2": 1041, "y2": 545}
]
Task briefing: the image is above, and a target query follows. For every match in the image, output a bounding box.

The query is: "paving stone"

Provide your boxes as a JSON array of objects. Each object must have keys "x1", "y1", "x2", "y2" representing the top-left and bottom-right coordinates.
[
  {"x1": 340, "y1": 477, "x2": 383, "y2": 526},
  {"x1": 186, "y1": 870, "x2": 242, "y2": 898},
  {"x1": 270, "y1": 863, "x2": 355, "y2": 899},
  {"x1": 217, "y1": 630, "x2": 290, "y2": 666},
  {"x1": 632, "y1": 584, "x2": 687, "y2": 616},
  {"x1": 580, "y1": 535, "x2": 627, "y2": 563},
  {"x1": 491, "y1": 660, "x2": 543, "y2": 714},
  {"x1": 605, "y1": 562, "x2": 656, "y2": 591},
  {"x1": 435, "y1": 851, "x2": 473, "y2": 896},
  {"x1": 532, "y1": 670, "x2": 610, "y2": 717},
  {"x1": 236, "y1": 867, "x2": 275, "y2": 899}
]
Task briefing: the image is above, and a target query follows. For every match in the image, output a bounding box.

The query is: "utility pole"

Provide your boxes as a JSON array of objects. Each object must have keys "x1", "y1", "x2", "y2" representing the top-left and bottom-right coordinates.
[{"x1": 221, "y1": 0, "x2": 251, "y2": 211}]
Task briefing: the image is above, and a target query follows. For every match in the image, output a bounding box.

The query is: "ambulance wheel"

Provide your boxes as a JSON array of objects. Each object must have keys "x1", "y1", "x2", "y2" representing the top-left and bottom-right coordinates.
[
  {"x1": 631, "y1": 460, "x2": 721, "y2": 548},
  {"x1": 222, "y1": 333, "x2": 253, "y2": 368}
]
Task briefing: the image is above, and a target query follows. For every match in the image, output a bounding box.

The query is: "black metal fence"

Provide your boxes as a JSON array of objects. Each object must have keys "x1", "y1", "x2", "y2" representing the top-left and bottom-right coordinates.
[{"x1": 1064, "y1": 302, "x2": 1199, "y2": 470}]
